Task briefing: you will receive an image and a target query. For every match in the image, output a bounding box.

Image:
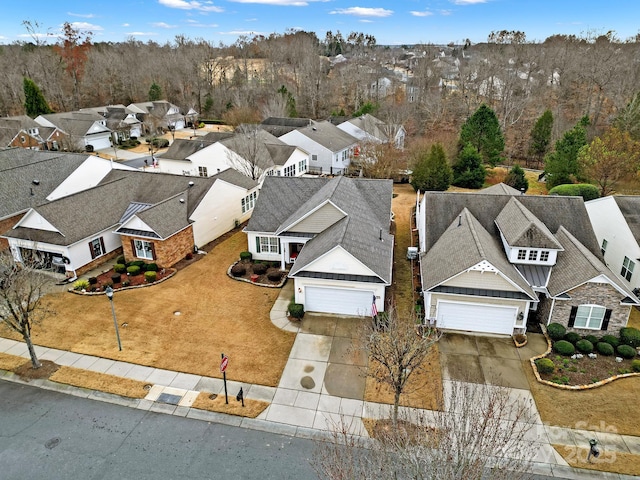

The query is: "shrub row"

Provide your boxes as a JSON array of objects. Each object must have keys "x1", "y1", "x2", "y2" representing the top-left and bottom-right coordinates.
[{"x1": 548, "y1": 323, "x2": 640, "y2": 350}]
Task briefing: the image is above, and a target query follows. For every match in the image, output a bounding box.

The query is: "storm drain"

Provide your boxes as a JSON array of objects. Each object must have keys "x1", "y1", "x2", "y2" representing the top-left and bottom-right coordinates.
[{"x1": 157, "y1": 393, "x2": 182, "y2": 405}]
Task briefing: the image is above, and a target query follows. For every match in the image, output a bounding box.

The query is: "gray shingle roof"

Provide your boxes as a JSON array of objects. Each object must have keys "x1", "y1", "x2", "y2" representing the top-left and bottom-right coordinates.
[
  {"x1": 613, "y1": 196, "x2": 640, "y2": 243},
  {"x1": 495, "y1": 197, "x2": 563, "y2": 249},
  {"x1": 548, "y1": 227, "x2": 637, "y2": 299},
  {"x1": 293, "y1": 120, "x2": 358, "y2": 152},
  {"x1": 246, "y1": 176, "x2": 393, "y2": 283},
  {"x1": 343, "y1": 114, "x2": 390, "y2": 142},
  {"x1": 0, "y1": 149, "x2": 89, "y2": 220},
  {"x1": 135, "y1": 192, "x2": 191, "y2": 239},
  {"x1": 37, "y1": 112, "x2": 109, "y2": 137},
  {"x1": 162, "y1": 138, "x2": 217, "y2": 161},
  {"x1": 482, "y1": 183, "x2": 521, "y2": 195},
  {"x1": 420, "y1": 207, "x2": 536, "y2": 299},
  {"x1": 220, "y1": 130, "x2": 293, "y2": 172}
]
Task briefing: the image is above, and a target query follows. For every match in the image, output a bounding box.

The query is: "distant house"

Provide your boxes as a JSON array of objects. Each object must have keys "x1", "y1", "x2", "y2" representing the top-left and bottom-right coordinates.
[
  {"x1": 245, "y1": 176, "x2": 393, "y2": 316},
  {"x1": 2, "y1": 169, "x2": 258, "y2": 277},
  {"x1": 260, "y1": 117, "x2": 312, "y2": 138},
  {"x1": 128, "y1": 100, "x2": 185, "y2": 134},
  {"x1": 0, "y1": 115, "x2": 65, "y2": 151},
  {"x1": 586, "y1": 196, "x2": 640, "y2": 293},
  {"x1": 417, "y1": 186, "x2": 638, "y2": 336},
  {"x1": 280, "y1": 120, "x2": 358, "y2": 175},
  {"x1": 81, "y1": 105, "x2": 143, "y2": 141},
  {"x1": 35, "y1": 111, "x2": 113, "y2": 151},
  {"x1": 337, "y1": 113, "x2": 406, "y2": 150}
]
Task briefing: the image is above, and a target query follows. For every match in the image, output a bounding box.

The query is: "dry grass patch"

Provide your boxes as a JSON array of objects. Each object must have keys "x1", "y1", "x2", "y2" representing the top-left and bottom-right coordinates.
[
  {"x1": 1, "y1": 230, "x2": 295, "y2": 387},
  {"x1": 524, "y1": 360, "x2": 640, "y2": 436},
  {"x1": 0, "y1": 352, "x2": 28, "y2": 371},
  {"x1": 191, "y1": 391, "x2": 268, "y2": 418},
  {"x1": 392, "y1": 183, "x2": 418, "y2": 313},
  {"x1": 364, "y1": 347, "x2": 443, "y2": 411},
  {"x1": 50, "y1": 366, "x2": 149, "y2": 398},
  {"x1": 553, "y1": 444, "x2": 640, "y2": 477}
]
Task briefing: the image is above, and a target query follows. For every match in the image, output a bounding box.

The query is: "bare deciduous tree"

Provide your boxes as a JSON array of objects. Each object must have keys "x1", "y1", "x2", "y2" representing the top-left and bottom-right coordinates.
[{"x1": 0, "y1": 250, "x2": 53, "y2": 369}]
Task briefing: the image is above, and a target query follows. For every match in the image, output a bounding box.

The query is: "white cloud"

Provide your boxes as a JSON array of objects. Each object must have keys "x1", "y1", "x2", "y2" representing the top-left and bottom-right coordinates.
[
  {"x1": 219, "y1": 30, "x2": 262, "y2": 35},
  {"x1": 17, "y1": 33, "x2": 52, "y2": 39},
  {"x1": 229, "y1": 0, "x2": 320, "y2": 5},
  {"x1": 186, "y1": 22, "x2": 219, "y2": 27},
  {"x1": 158, "y1": 0, "x2": 223, "y2": 12},
  {"x1": 440, "y1": 9, "x2": 452, "y2": 15},
  {"x1": 126, "y1": 31, "x2": 159, "y2": 36},
  {"x1": 330, "y1": 7, "x2": 393, "y2": 17},
  {"x1": 67, "y1": 12, "x2": 96, "y2": 18},
  {"x1": 152, "y1": 22, "x2": 178, "y2": 28},
  {"x1": 122, "y1": 23, "x2": 130, "y2": 27},
  {"x1": 70, "y1": 22, "x2": 104, "y2": 31},
  {"x1": 450, "y1": 0, "x2": 487, "y2": 4},
  {"x1": 410, "y1": 10, "x2": 434, "y2": 17}
]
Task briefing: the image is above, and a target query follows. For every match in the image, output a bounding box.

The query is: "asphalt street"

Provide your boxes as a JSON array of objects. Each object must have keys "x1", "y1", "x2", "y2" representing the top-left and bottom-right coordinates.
[{"x1": 0, "y1": 382, "x2": 317, "y2": 480}]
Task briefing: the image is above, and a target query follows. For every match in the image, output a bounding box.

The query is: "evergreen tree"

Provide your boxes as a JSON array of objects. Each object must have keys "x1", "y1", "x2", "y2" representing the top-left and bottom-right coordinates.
[
  {"x1": 453, "y1": 143, "x2": 486, "y2": 189},
  {"x1": 148, "y1": 82, "x2": 162, "y2": 101},
  {"x1": 459, "y1": 104, "x2": 505, "y2": 166},
  {"x1": 504, "y1": 164, "x2": 529, "y2": 192},
  {"x1": 614, "y1": 91, "x2": 640, "y2": 141},
  {"x1": 528, "y1": 110, "x2": 553, "y2": 167},
  {"x1": 23, "y1": 77, "x2": 52, "y2": 117},
  {"x1": 410, "y1": 144, "x2": 452, "y2": 192},
  {"x1": 544, "y1": 117, "x2": 589, "y2": 189}
]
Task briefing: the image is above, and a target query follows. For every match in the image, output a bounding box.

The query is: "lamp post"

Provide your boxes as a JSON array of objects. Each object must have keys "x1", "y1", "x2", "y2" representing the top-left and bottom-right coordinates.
[{"x1": 105, "y1": 286, "x2": 122, "y2": 351}]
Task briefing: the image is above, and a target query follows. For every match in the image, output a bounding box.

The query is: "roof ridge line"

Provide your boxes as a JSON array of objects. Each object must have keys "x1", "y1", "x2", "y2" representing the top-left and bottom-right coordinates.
[{"x1": 463, "y1": 208, "x2": 486, "y2": 258}]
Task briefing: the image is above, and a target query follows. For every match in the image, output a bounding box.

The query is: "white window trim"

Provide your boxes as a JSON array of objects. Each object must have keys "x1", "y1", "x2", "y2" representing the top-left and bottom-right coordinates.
[
  {"x1": 574, "y1": 304, "x2": 606, "y2": 330},
  {"x1": 621, "y1": 256, "x2": 634, "y2": 282},
  {"x1": 134, "y1": 239, "x2": 154, "y2": 260},
  {"x1": 258, "y1": 236, "x2": 279, "y2": 254}
]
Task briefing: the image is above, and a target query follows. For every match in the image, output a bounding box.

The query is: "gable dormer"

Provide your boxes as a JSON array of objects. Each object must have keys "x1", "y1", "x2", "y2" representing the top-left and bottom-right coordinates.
[
  {"x1": 495, "y1": 197, "x2": 563, "y2": 265},
  {"x1": 281, "y1": 200, "x2": 346, "y2": 234}
]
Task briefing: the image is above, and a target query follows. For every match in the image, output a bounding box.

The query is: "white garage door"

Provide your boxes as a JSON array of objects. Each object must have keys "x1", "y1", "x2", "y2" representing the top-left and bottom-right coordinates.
[
  {"x1": 86, "y1": 135, "x2": 112, "y2": 151},
  {"x1": 305, "y1": 286, "x2": 374, "y2": 316},
  {"x1": 436, "y1": 301, "x2": 516, "y2": 335}
]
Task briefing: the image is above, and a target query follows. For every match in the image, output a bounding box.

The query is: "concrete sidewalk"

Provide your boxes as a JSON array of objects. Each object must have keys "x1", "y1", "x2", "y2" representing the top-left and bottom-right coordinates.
[{"x1": 2, "y1": 282, "x2": 640, "y2": 479}]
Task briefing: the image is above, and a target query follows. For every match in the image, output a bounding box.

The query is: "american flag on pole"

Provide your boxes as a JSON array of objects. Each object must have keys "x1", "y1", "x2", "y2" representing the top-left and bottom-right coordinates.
[{"x1": 372, "y1": 295, "x2": 378, "y2": 318}]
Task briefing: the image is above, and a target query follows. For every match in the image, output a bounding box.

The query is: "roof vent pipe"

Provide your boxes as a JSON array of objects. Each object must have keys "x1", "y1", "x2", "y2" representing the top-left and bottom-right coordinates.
[
  {"x1": 379, "y1": 228, "x2": 382, "y2": 241},
  {"x1": 32, "y1": 179, "x2": 40, "y2": 185},
  {"x1": 179, "y1": 198, "x2": 185, "y2": 203},
  {"x1": 188, "y1": 181, "x2": 194, "y2": 187},
  {"x1": 458, "y1": 215, "x2": 462, "y2": 227}
]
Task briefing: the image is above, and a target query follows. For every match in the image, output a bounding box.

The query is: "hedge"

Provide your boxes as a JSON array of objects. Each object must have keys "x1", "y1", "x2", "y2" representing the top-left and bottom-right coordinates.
[
  {"x1": 548, "y1": 183, "x2": 600, "y2": 201},
  {"x1": 547, "y1": 323, "x2": 566, "y2": 341},
  {"x1": 617, "y1": 344, "x2": 637, "y2": 359},
  {"x1": 596, "y1": 342, "x2": 614, "y2": 356},
  {"x1": 575, "y1": 339, "x2": 594, "y2": 354},
  {"x1": 620, "y1": 327, "x2": 640, "y2": 348}
]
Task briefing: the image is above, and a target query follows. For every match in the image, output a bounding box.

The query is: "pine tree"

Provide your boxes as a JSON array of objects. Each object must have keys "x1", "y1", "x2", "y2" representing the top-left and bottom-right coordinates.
[
  {"x1": 148, "y1": 82, "x2": 162, "y2": 101},
  {"x1": 23, "y1": 77, "x2": 52, "y2": 117},
  {"x1": 453, "y1": 143, "x2": 486, "y2": 189},
  {"x1": 410, "y1": 144, "x2": 453, "y2": 192},
  {"x1": 459, "y1": 104, "x2": 505, "y2": 166},
  {"x1": 528, "y1": 110, "x2": 553, "y2": 167},
  {"x1": 504, "y1": 164, "x2": 529, "y2": 192},
  {"x1": 544, "y1": 118, "x2": 589, "y2": 189}
]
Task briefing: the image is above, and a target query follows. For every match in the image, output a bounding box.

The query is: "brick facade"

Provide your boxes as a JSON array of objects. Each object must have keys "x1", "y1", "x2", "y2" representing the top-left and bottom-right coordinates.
[
  {"x1": 548, "y1": 282, "x2": 631, "y2": 335},
  {"x1": 121, "y1": 225, "x2": 194, "y2": 268},
  {"x1": 0, "y1": 213, "x2": 24, "y2": 250}
]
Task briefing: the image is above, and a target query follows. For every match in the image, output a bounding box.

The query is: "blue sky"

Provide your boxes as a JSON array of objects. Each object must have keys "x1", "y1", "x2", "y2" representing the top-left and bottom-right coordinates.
[{"x1": 2, "y1": 0, "x2": 638, "y2": 46}]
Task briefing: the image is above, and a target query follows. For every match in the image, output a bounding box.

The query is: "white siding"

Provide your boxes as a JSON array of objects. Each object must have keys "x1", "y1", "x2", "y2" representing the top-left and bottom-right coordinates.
[
  {"x1": 280, "y1": 130, "x2": 333, "y2": 174},
  {"x1": 15, "y1": 210, "x2": 59, "y2": 232},
  {"x1": 302, "y1": 246, "x2": 375, "y2": 277},
  {"x1": 67, "y1": 230, "x2": 121, "y2": 272},
  {"x1": 441, "y1": 270, "x2": 516, "y2": 291},
  {"x1": 247, "y1": 232, "x2": 281, "y2": 262}
]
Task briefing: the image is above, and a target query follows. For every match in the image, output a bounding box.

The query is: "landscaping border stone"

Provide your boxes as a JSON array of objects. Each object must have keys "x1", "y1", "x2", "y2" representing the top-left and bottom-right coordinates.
[
  {"x1": 226, "y1": 260, "x2": 287, "y2": 288},
  {"x1": 68, "y1": 268, "x2": 177, "y2": 296}
]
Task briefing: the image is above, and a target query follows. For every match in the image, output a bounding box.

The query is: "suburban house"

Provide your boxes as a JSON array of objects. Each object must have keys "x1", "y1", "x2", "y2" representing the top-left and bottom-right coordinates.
[
  {"x1": 260, "y1": 117, "x2": 312, "y2": 138},
  {"x1": 0, "y1": 149, "x2": 133, "y2": 250},
  {"x1": 417, "y1": 186, "x2": 638, "y2": 336},
  {"x1": 337, "y1": 113, "x2": 406, "y2": 150},
  {"x1": 279, "y1": 120, "x2": 359, "y2": 175},
  {"x1": 0, "y1": 115, "x2": 65, "y2": 151},
  {"x1": 159, "y1": 129, "x2": 310, "y2": 182},
  {"x1": 35, "y1": 111, "x2": 113, "y2": 151},
  {"x1": 244, "y1": 176, "x2": 393, "y2": 316},
  {"x1": 128, "y1": 101, "x2": 185, "y2": 133},
  {"x1": 585, "y1": 196, "x2": 640, "y2": 293},
  {"x1": 3, "y1": 169, "x2": 258, "y2": 277},
  {"x1": 81, "y1": 105, "x2": 143, "y2": 141}
]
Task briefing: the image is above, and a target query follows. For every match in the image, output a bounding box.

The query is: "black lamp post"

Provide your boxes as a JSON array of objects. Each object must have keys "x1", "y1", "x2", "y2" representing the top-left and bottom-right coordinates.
[{"x1": 105, "y1": 286, "x2": 122, "y2": 351}]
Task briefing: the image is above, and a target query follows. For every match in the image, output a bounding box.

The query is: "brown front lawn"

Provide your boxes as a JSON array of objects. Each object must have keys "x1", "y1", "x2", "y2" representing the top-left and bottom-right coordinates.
[
  {"x1": 0, "y1": 230, "x2": 295, "y2": 387},
  {"x1": 553, "y1": 445, "x2": 640, "y2": 477}
]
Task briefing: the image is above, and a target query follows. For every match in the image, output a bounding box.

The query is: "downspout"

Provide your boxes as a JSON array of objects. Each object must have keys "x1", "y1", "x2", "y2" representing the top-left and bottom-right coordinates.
[{"x1": 546, "y1": 297, "x2": 556, "y2": 326}]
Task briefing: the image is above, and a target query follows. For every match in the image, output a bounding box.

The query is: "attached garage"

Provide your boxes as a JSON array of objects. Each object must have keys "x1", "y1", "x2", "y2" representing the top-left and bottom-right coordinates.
[
  {"x1": 436, "y1": 301, "x2": 516, "y2": 335},
  {"x1": 305, "y1": 286, "x2": 374, "y2": 316},
  {"x1": 85, "y1": 134, "x2": 112, "y2": 151}
]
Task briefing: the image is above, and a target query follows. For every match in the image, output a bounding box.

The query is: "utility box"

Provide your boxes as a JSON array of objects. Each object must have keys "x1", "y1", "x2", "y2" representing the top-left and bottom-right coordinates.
[{"x1": 406, "y1": 246, "x2": 418, "y2": 260}]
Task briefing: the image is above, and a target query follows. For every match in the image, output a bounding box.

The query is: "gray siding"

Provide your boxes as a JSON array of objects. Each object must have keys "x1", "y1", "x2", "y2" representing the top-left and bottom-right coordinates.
[
  {"x1": 441, "y1": 270, "x2": 516, "y2": 291},
  {"x1": 287, "y1": 203, "x2": 345, "y2": 234}
]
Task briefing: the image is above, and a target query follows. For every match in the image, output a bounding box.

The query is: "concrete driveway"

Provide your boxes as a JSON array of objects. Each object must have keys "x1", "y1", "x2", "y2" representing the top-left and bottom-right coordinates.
[{"x1": 439, "y1": 333, "x2": 548, "y2": 390}]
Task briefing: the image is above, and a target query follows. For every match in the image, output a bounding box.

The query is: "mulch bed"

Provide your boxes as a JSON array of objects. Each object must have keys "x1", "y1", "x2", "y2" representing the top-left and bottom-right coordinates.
[
  {"x1": 229, "y1": 260, "x2": 287, "y2": 287},
  {"x1": 88, "y1": 267, "x2": 173, "y2": 291},
  {"x1": 539, "y1": 354, "x2": 638, "y2": 386},
  {"x1": 14, "y1": 360, "x2": 59, "y2": 381}
]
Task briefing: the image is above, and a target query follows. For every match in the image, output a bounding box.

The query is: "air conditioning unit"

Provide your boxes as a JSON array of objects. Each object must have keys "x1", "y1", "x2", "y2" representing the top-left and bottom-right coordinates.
[{"x1": 406, "y1": 246, "x2": 418, "y2": 260}]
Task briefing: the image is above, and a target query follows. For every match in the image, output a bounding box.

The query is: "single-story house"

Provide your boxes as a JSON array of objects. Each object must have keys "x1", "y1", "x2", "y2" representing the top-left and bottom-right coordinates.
[
  {"x1": 586, "y1": 196, "x2": 640, "y2": 293},
  {"x1": 3, "y1": 169, "x2": 258, "y2": 277},
  {"x1": 0, "y1": 115, "x2": 65, "y2": 151},
  {"x1": 128, "y1": 101, "x2": 185, "y2": 133},
  {"x1": 35, "y1": 111, "x2": 113, "y2": 151},
  {"x1": 417, "y1": 185, "x2": 638, "y2": 336},
  {"x1": 337, "y1": 113, "x2": 406, "y2": 150},
  {"x1": 244, "y1": 176, "x2": 393, "y2": 316}
]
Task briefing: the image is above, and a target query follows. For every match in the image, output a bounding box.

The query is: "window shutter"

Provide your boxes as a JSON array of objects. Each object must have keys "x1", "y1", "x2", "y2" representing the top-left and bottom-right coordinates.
[
  {"x1": 256, "y1": 237, "x2": 260, "y2": 252},
  {"x1": 601, "y1": 309, "x2": 612, "y2": 331},
  {"x1": 89, "y1": 241, "x2": 96, "y2": 259},
  {"x1": 150, "y1": 242, "x2": 156, "y2": 260},
  {"x1": 278, "y1": 239, "x2": 281, "y2": 254},
  {"x1": 130, "y1": 239, "x2": 136, "y2": 257},
  {"x1": 568, "y1": 306, "x2": 577, "y2": 328},
  {"x1": 99, "y1": 237, "x2": 106, "y2": 256}
]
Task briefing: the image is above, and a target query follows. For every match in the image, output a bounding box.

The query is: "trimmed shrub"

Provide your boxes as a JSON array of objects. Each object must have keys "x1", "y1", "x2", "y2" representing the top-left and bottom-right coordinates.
[
  {"x1": 230, "y1": 264, "x2": 246, "y2": 277},
  {"x1": 144, "y1": 263, "x2": 158, "y2": 272},
  {"x1": 596, "y1": 342, "x2": 614, "y2": 356},
  {"x1": 150, "y1": 137, "x2": 169, "y2": 148},
  {"x1": 553, "y1": 340, "x2": 575, "y2": 356},
  {"x1": 127, "y1": 265, "x2": 141, "y2": 276},
  {"x1": 575, "y1": 339, "x2": 594, "y2": 354},
  {"x1": 288, "y1": 302, "x2": 305, "y2": 319},
  {"x1": 585, "y1": 335, "x2": 600, "y2": 345},
  {"x1": 130, "y1": 260, "x2": 146, "y2": 268},
  {"x1": 114, "y1": 263, "x2": 126, "y2": 274},
  {"x1": 239, "y1": 251, "x2": 252, "y2": 262},
  {"x1": 73, "y1": 279, "x2": 90, "y2": 291},
  {"x1": 620, "y1": 327, "x2": 640, "y2": 348},
  {"x1": 111, "y1": 274, "x2": 121, "y2": 284},
  {"x1": 252, "y1": 263, "x2": 267, "y2": 275},
  {"x1": 144, "y1": 271, "x2": 157, "y2": 283},
  {"x1": 535, "y1": 358, "x2": 555, "y2": 375},
  {"x1": 601, "y1": 334, "x2": 620, "y2": 349},
  {"x1": 88, "y1": 276, "x2": 98, "y2": 285},
  {"x1": 548, "y1": 183, "x2": 600, "y2": 201},
  {"x1": 267, "y1": 269, "x2": 282, "y2": 282},
  {"x1": 116, "y1": 255, "x2": 126, "y2": 265},
  {"x1": 564, "y1": 332, "x2": 581, "y2": 345},
  {"x1": 631, "y1": 359, "x2": 640, "y2": 373},
  {"x1": 617, "y1": 344, "x2": 637, "y2": 359},
  {"x1": 547, "y1": 323, "x2": 566, "y2": 341}
]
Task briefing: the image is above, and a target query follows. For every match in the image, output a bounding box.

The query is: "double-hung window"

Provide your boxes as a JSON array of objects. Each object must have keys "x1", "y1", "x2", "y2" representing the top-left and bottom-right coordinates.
[
  {"x1": 574, "y1": 305, "x2": 606, "y2": 329},
  {"x1": 600, "y1": 239, "x2": 608, "y2": 256},
  {"x1": 198, "y1": 166, "x2": 208, "y2": 177},
  {"x1": 89, "y1": 237, "x2": 105, "y2": 259},
  {"x1": 284, "y1": 165, "x2": 296, "y2": 177},
  {"x1": 621, "y1": 256, "x2": 635, "y2": 282},
  {"x1": 528, "y1": 250, "x2": 538, "y2": 261},
  {"x1": 242, "y1": 191, "x2": 257, "y2": 214},
  {"x1": 134, "y1": 239, "x2": 154, "y2": 260},
  {"x1": 257, "y1": 236, "x2": 279, "y2": 254},
  {"x1": 517, "y1": 249, "x2": 526, "y2": 260},
  {"x1": 298, "y1": 159, "x2": 307, "y2": 173}
]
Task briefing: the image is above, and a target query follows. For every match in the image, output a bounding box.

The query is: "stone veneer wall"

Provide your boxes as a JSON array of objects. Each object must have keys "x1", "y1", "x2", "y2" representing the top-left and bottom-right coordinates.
[
  {"x1": 121, "y1": 225, "x2": 194, "y2": 268},
  {"x1": 550, "y1": 281, "x2": 631, "y2": 335}
]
